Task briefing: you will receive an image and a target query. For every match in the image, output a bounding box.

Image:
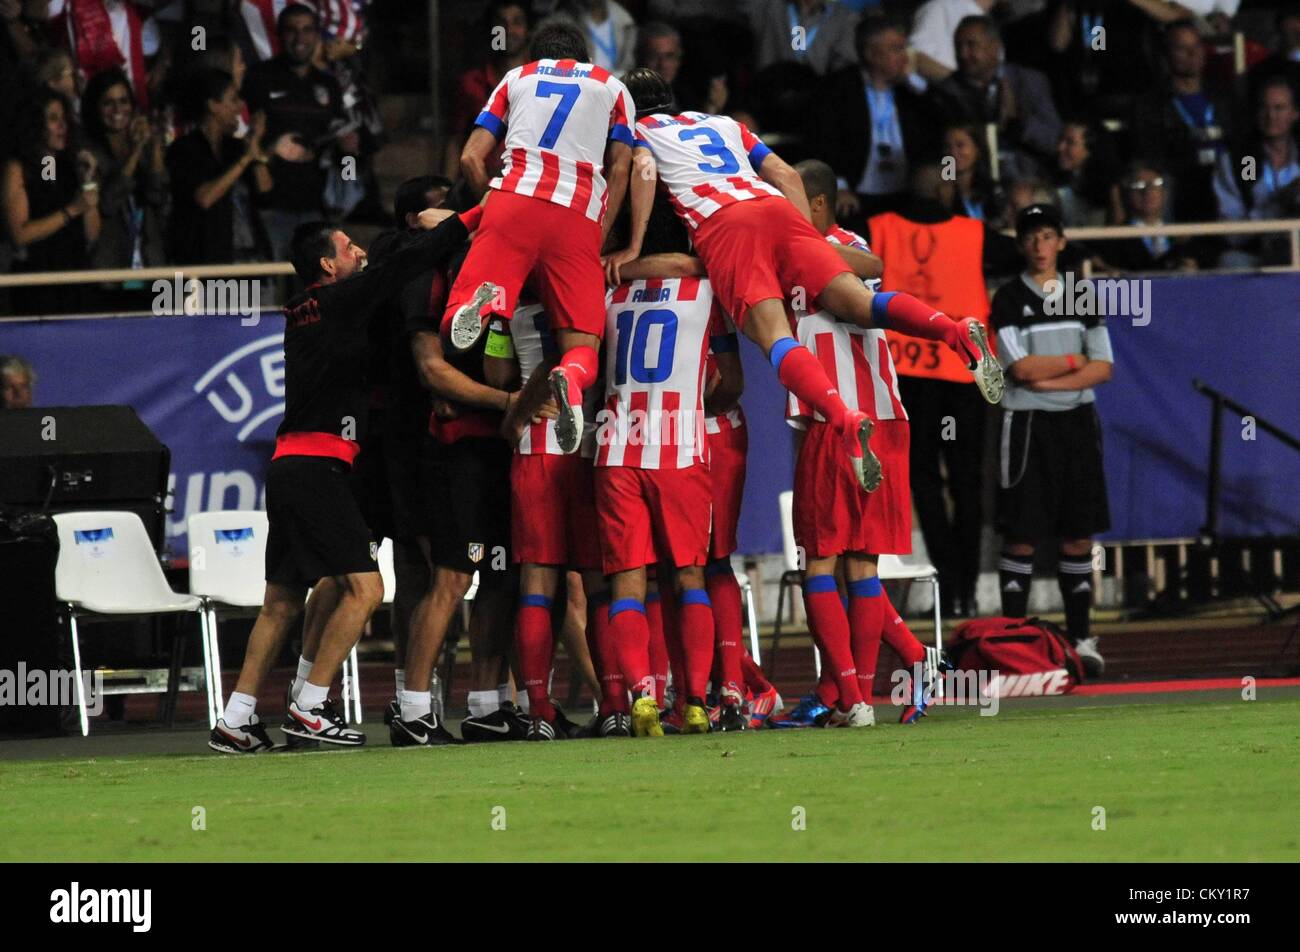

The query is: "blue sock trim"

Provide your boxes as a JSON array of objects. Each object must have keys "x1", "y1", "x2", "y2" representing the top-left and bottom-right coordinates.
[
  {"x1": 704, "y1": 558, "x2": 732, "y2": 577},
  {"x1": 848, "y1": 576, "x2": 882, "y2": 598},
  {"x1": 609, "y1": 598, "x2": 646, "y2": 619},
  {"x1": 841, "y1": 596, "x2": 849, "y2": 611},
  {"x1": 645, "y1": 590, "x2": 662, "y2": 604},
  {"x1": 803, "y1": 574, "x2": 837, "y2": 595},
  {"x1": 769, "y1": 337, "x2": 799, "y2": 371},
  {"x1": 681, "y1": 588, "x2": 712, "y2": 607},
  {"x1": 870, "y1": 291, "x2": 898, "y2": 328},
  {"x1": 519, "y1": 593, "x2": 553, "y2": 609}
]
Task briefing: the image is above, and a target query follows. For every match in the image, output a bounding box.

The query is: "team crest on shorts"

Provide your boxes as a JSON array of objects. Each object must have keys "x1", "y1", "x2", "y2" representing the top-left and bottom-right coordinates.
[
  {"x1": 468, "y1": 542, "x2": 484, "y2": 563},
  {"x1": 369, "y1": 541, "x2": 378, "y2": 561}
]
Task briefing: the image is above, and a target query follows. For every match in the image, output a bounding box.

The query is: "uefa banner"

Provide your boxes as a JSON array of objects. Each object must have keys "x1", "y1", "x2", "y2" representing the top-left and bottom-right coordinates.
[
  {"x1": 1, "y1": 271, "x2": 1297, "y2": 558},
  {"x1": 0, "y1": 312, "x2": 284, "y2": 559}
]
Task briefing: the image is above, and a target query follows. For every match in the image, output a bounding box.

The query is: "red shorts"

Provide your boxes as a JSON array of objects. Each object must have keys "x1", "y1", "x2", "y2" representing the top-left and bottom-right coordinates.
[
  {"x1": 511, "y1": 452, "x2": 601, "y2": 570},
  {"x1": 594, "y1": 464, "x2": 712, "y2": 575},
  {"x1": 707, "y1": 424, "x2": 748, "y2": 560},
  {"x1": 443, "y1": 190, "x2": 606, "y2": 337},
  {"x1": 692, "y1": 198, "x2": 851, "y2": 328},
  {"x1": 793, "y1": 418, "x2": 911, "y2": 559}
]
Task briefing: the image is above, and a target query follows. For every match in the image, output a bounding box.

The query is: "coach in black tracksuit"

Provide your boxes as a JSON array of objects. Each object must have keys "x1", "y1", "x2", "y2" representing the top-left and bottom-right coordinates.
[
  {"x1": 210, "y1": 205, "x2": 478, "y2": 752},
  {"x1": 991, "y1": 204, "x2": 1112, "y2": 680}
]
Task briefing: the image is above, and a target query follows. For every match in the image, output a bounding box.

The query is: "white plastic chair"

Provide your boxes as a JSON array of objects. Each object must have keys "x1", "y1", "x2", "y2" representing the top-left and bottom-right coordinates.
[
  {"x1": 768, "y1": 491, "x2": 803, "y2": 677},
  {"x1": 53, "y1": 511, "x2": 209, "y2": 736},
  {"x1": 187, "y1": 511, "x2": 270, "y2": 727}
]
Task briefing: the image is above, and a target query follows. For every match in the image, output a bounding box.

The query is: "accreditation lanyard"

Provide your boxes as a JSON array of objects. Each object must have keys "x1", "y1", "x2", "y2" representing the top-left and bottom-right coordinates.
[
  {"x1": 1080, "y1": 13, "x2": 1103, "y2": 52},
  {"x1": 586, "y1": 16, "x2": 617, "y2": 68},
  {"x1": 788, "y1": 2, "x2": 826, "y2": 60},
  {"x1": 866, "y1": 86, "x2": 900, "y2": 149}
]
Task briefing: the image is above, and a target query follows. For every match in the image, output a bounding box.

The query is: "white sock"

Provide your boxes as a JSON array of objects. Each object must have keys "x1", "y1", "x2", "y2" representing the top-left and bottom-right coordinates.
[
  {"x1": 516, "y1": 694, "x2": 530, "y2": 714},
  {"x1": 394, "y1": 668, "x2": 405, "y2": 696},
  {"x1": 223, "y1": 692, "x2": 256, "y2": 726},
  {"x1": 399, "y1": 689, "x2": 431, "y2": 722},
  {"x1": 297, "y1": 682, "x2": 328, "y2": 711},
  {"x1": 467, "y1": 690, "x2": 497, "y2": 718},
  {"x1": 497, "y1": 682, "x2": 510, "y2": 706},
  {"x1": 292, "y1": 656, "x2": 313, "y2": 700}
]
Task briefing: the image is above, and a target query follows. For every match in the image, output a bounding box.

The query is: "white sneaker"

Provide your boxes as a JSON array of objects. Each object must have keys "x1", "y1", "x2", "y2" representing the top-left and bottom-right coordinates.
[
  {"x1": 448, "y1": 281, "x2": 499, "y2": 352},
  {"x1": 1074, "y1": 636, "x2": 1105, "y2": 679},
  {"x1": 829, "y1": 701, "x2": 875, "y2": 727},
  {"x1": 281, "y1": 698, "x2": 366, "y2": 746}
]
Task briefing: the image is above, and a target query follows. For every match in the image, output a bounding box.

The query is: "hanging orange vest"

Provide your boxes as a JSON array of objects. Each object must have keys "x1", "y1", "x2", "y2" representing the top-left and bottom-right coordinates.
[{"x1": 866, "y1": 211, "x2": 993, "y2": 383}]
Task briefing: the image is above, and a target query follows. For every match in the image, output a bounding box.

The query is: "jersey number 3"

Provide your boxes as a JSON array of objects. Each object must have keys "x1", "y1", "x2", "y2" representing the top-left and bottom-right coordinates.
[
  {"x1": 678, "y1": 127, "x2": 740, "y2": 174},
  {"x1": 614, "y1": 308, "x2": 678, "y2": 385},
  {"x1": 535, "y1": 81, "x2": 579, "y2": 149}
]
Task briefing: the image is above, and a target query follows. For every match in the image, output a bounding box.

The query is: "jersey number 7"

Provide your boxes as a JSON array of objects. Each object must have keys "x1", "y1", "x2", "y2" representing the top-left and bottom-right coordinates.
[{"x1": 535, "y1": 81, "x2": 580, "y2": 149}]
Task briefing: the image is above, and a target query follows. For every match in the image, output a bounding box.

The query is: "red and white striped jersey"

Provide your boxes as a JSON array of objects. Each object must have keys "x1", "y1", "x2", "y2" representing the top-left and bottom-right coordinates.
[
  {"x1": 595, "y1": 277, "x2": 717, "y2": 470},
  {"x1": 476, "y1": 59, "x2": 635, "y2": 222},
  {"x1": 240, "y1": 2, "x2": 365, "y2": 61},
  {"x1": 633, "y1": 111, "x2": 783, "y2": 229},
  {"x1": 787, "y1": 226, "x2": 907, "y2": 428},
  {"x1": 316, "y1": 0, "x2": 366, "y2": 44},
  {"x1": 507, "y1": 303, "x2": 599, "y2": 458},
  {"x1": 704, "y1": 306, "x2": 745, "y2": 434}
]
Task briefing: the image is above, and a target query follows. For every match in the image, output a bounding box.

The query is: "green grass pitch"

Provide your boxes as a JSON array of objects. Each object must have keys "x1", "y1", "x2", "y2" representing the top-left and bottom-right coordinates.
[{"x1": 2, "y1": 699, "x2": 1297, "y2": 862}]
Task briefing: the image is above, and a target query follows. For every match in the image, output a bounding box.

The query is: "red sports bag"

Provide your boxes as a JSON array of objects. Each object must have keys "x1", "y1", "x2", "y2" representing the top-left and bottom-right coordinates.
[{"x1": 947, "y1": 617, "x2": 1086, "y2": 697}]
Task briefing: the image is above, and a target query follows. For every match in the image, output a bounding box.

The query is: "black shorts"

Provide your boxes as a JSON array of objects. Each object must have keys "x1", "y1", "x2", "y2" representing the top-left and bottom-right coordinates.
[
  {"x1": 997, "y1": 404, "x2": 1111, "y2": 541},
  {"x1": 423, "y1": 436, "x2": 513, "y2": 587},
  {"x1": 352, "y1": 408, "x2": 429, "y2": 543},
  {"x1": 266, "y1": 455, "x2": 379, "y2": 587}
]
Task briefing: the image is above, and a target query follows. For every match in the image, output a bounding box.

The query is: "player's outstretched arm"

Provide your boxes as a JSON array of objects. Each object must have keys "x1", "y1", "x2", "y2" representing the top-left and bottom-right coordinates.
[
  {"x1": 602, "y1": 147, "x2": 658, "y2": 285},
  {"x1": 834, "y1": 244, "x2": 883, "y2": 281},
  {"x1": 705, "y1": 349, "x2": 744, "y2": 418},
  {"x1": 614, "y1": 253, "x2": 706, "y2": 282},
  {"x1": 756, "y1": 152, "x2": 812, "y2": 222},
  {"x1": 411, "y1": 329, "x2": 510, "y2": 412},
  {"x1": 461, "y1": 127, "x2": 498, "y2": 197},
  {"x1": 601, "y1": 140, "x2": 633, "y2": 244}
]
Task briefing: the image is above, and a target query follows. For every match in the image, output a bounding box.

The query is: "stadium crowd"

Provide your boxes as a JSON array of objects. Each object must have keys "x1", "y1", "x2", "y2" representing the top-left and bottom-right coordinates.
[{"x1": 0, "y1": 2, "x2": 1296, "y2": 746}]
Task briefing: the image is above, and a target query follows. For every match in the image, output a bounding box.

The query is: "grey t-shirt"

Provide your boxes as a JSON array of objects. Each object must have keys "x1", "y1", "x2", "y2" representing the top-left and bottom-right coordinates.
[{"x1": 991, "y1": 273, "x2": 1114, "y2": 412}]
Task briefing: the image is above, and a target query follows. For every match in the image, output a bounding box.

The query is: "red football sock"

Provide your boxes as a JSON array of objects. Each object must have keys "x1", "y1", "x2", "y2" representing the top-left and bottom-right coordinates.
[
  {"x1": 815, "y1": 665, "x2": 839, "y2": 707},
  {"x1": 772, "y1": 341, "x2": 849, "y2": 431},
  {"x1": 871, "y1": 291, "x2": 964, "y2": 350},
  {"x1": 881, "y1": 591, "x2": 925, "y2": 668},
  {"x1": 802, "y1": 577, "x2": 861, "y2": 710},
  {"x1": 679, "y1": 590, "x2": 716, "y2": 701},
  {"x1": 660, "y1": 581, "x2": 687, "y2": 712},
  {"x1": 558, "y1": 344, "x2": 600, "y2": 394},
  {"x1": 609, "y1": 599, "x2": 654, "y2": 702},
  {"x1": 516, "y1": 598, "x2": 556, "y2": 721},
  {"x1": 741, "y1": 651, "x2": 774, "y2": 694},
  {"x1": 588, "y1": 594, "x2": 627, "y2": 715},
  {"x1": 706, "y1": 566, "x2": 744, "y2": 697},
  {"x1": 847, "y1": 578, "x2": 886, "y2": 704},
  {"x1": 645, "y1": 591, "x2": 668, "y2": 707}
]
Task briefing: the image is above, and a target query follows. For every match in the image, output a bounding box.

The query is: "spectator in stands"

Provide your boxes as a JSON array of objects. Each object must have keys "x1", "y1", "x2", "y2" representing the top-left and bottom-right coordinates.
[
  {"x1": 557, "y1": 1, "x2": 636, "y2": 74},
  {"x1": 820, "y1": 15, "x2": 940, "y2": 225},
  {"x1": 1214, "y1": 76, "x2": 1300, "y2": 267},
  {"x1": 80, "y1": 67, "x2": 167, "y2": 273},
  {"x1": 942, "y1": 122, "x2": 1003, "y2": 221},
  {"x1": 1129, "y1": 18, "x2": 1234, "y2": 223},
  {"x1": 2, "y1": 1, "x2": 41, "y2": 96},
  {"x1": 751, "y1": 0, "x2": 858, "y2": 76},
  {"x1": 442, "y1": 0, "x2": 529, "y2": 178},
  {"x1": 1052, "y1": 118, "x2": 1117, "y2": 227},
  {"x1": 2, "y1": 88, "x2": 99, "y2": 315},
  {"x1": 313, "y1": 1, "x2": 382, "y2": 220},
  {"x1": 237, "y1": 0, "x2": 298, "y2": 62},
  {"x1": 166, "y1": 67, "x2": 272, "y2": 265},
  {"x1": 34, "y1": 47, "x2": 81, "y2": 113},
  {"x1": 635, "y1": 21, "x2": 728, "y2": 115},
  {"x1": 1100, "y1": 160, "x2": 1214, "y2": 271},
  {"x1": 1249, "y1": 8, "x2": 1300, "y2": 107},
  {"x1": 909, "y1": 0, "x2": 1002, "y2": 82},
  {"x1": 243, "y1": 2, "x2": 352, "y2": 258},
  {"x1": 172, "y1": 33, "x2": 250, "y2": 135},
  {"x1": 0, "y1": 355, "x2": 36, "y2": 408},
  {"x1": 39, "y1": 0, "x2": 164, "y2": 108},
  {"x1": 929, "y1": 15, "x2": 1061, "y2": 179},
  {"x1": 991, "y1": 202, "x2": 1112, "y2": 678}
]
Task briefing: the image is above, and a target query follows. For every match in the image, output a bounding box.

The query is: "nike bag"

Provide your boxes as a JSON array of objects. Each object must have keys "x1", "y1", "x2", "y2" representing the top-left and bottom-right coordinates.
[{"x1": 947, "y1": 617, "x2": 1085, "y2": 698}]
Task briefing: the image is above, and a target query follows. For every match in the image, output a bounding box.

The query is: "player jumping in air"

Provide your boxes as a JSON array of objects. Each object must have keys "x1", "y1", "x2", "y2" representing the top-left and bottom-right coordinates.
[
  {"x1": 443, "y1": 20, "x2": 635, "y2": 456},
  {"x1": 610, "y1": 68, "x2": 1004, "y2": 496}
]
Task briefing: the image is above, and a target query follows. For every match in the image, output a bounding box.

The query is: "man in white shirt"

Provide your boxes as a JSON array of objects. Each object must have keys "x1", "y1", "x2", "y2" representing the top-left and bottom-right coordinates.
[{"x1": 908, "y1": 0, "x2": 1001, "y2": 81}]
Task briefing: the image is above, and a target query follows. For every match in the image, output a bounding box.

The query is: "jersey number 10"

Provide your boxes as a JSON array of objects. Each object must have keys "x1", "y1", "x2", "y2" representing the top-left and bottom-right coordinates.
[{"x1": 613, "y1": 308, "x2": 678, "y2": 385}]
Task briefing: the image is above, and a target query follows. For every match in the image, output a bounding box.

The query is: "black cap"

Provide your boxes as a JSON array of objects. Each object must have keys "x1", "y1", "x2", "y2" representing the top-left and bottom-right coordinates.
[{"x1": 1015, "y1": 203, "x2": 1064, "y2": 240}]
